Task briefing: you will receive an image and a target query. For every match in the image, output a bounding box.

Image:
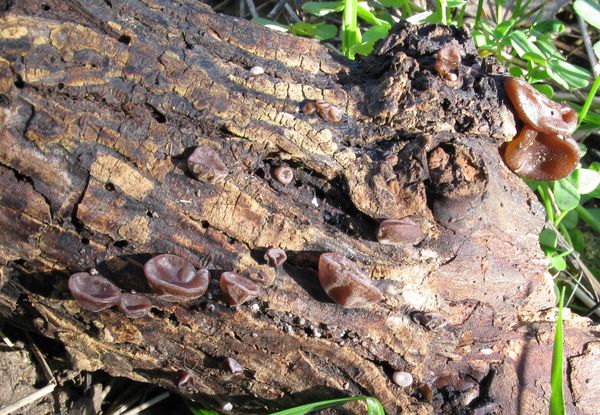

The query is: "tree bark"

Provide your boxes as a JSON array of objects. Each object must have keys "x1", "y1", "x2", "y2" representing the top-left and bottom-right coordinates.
[{"x1": 0, "y1": 1, "x2": 598, "y2": 414}]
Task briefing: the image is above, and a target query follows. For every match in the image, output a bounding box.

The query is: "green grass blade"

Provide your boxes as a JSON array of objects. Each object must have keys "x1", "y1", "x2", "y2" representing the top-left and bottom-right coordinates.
[
  {"x1": 268, "y1": 395, "x2": 385, "y2": 415},
  {"x1": 549, "y1": 287, "x2": 566, "y2": 415},
  {"x1": 578, "y1": 76, "x2": 600, "y2": 127},
  {"x1": 474, "y1": 0, "x2": 484, "y2": 29},
  {"x1": 188, "y1": 407, "x2": 219, "y2": 415},
  {"x1": 342, "y1": 0, "x2": 360, "y2": 59}
]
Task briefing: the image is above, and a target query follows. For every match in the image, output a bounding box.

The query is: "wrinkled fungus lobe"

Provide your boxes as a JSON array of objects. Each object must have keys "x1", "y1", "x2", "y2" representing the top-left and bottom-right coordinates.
[
  {"x1": 504, "y1": 77, "x2": 577, "y2": 136},
  {"x1": 377, "y1": 217, "x2": 425, "y2": 245},
  {"x1": 264, "y1": 248, "x2": 287, "y2": 267},
  {"x1": 220, "y1": 272, "x2": 261, "y2": 306},
  {"x1": 434, "y1": 44, "x2": 461, "y2": 82},
  {"x1": 144, "y1": 254, "x2": 210, "y2": 301},
  {"x1": 318, "y1": 253, "x2": 382, "y2": 308},
  {"x1": 502, "y1": 125, "x2": 579, "y2": 181},
  {"x1": 273, "y1": 166, "x2": 294, "y2": 185},
  {"x1": 68, "y1": 272, "x2": 121, "y2": 312},
  {"x1": 302, "y1": 100, "x2": 343, "y2": 123},
  {"x1": 187, "y1": 145, "x2": 228, "y2": 183},
  {"x1": 118, "y1": 293, "x2": 152, "y2": 318}
]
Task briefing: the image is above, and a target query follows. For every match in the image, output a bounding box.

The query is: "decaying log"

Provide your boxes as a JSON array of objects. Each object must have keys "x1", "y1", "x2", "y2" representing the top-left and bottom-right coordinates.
[{"x1": 1, "y1": 1, "x2": 599, "y2": 414}]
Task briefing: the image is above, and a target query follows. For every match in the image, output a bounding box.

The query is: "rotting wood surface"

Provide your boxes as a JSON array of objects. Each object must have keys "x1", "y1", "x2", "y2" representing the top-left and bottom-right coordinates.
[{"x1": 0, "y1": 1, "x2": 599, "y2": 414}]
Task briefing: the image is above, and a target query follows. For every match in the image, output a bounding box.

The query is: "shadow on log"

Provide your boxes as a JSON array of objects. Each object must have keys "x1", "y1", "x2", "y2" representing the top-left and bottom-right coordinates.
[{"x1": 0, "y1": 0, "x2": 599, "y2": 414}]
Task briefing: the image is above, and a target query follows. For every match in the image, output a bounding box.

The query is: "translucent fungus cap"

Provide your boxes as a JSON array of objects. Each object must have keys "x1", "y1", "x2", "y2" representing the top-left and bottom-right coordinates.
[
  {"x1": 118, "y1": 293, "x2": 152, "y2": 318},
  {"x1": 68, "y1": 272, "x2": 121, "y2": 312},
  {"x1": 377, "y1": 217, "x2": 426, "y2": 245},
  {"x1": 264, "y1": 248, "x2": 287, "y2": 267},
  {"x1": 220, "y1": 272, "x2": 261, "y2": 306},
  {"x1": 144, "y1": 254, "x2": 210, "y2": 301},
  {"x1": 504, "y1": 77, "x2": 577, "y2": 136},
  {"x1": 317, "y1": 253, "x2": 382, "y2": 308},
  {"x1": 187, "y1": 146, "x2": 228, "y2": 183},
  {"x1": 502, "y1": 125, "x2": 579, "y2": 180}
]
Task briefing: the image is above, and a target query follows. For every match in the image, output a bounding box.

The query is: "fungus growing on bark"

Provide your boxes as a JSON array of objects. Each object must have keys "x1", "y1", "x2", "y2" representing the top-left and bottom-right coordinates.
[
  {"x1": 144, "y1": 254, "x2": 210, "y2": 301},
  {"x1": 178, "y1": 371, "x2": 192, "y2": 388},
  {"x1": 220, "y1": 272, "x2": 261, "y2": 306},
  {"x1": 273, "y1": 166, "x2": 293, "y2": 185},
  {"x1": 434, "y1": 44, "x2": 461, "y2": 83},
  {"x1": 393, "y1": 371, "x2": 413, "y2": 387},
  {"x1": 377, "y1": 217, "x2": 425, "y2": 245},
  {"x1": 264, "y1": 248, "x2": 287, "y2": 267},
  {"x1": 187, "y1": 145, "x2": 228, "y2": 183},
  {"x1": 68, "y1": 272, "x2": 121, "y2": 312},
  {"x1": 317, "y1": 253, "x2": 382, "y2": 308},
  {"x1": 302, "y1": 101, "x2": 317, "y2": 115},
  {"x1": 225, "y1": 357, "x2": 244, "y2": 373},
  {"x1": 118, "y1": 293, "x2": 152, "y2": 318},
  {"x1": 302, "y1": 100, "x2": 343, "y2": 123},
  {"x1": 504, "y1": 77, "x2": 577, "y2": 136},
  {"x1": 248, "y1": 66, "x2": 264, "y2": 76},
  {"x1": 502, "y1": 125, "x2": 579, "y2": 181}
]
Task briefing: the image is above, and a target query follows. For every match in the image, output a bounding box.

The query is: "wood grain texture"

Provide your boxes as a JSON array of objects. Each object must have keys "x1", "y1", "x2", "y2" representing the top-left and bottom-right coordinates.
[{"x1": 1, "y1": 1, "x2": 597, "y2": 413}]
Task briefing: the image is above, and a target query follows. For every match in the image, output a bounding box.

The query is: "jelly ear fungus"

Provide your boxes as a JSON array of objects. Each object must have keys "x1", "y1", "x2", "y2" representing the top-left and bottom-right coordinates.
[
  {"x1": 118, "y1": 293, "x2": 152, "y2": 318},
  {"x1": 434, "y1": 44, "x2": 461, "y2": 84},
  {"x1": 144, "y1": 254, "x2": 210, "y2": 301},
  {"x1": 502, "y1": 77, "x2": 580, "y2": 181},
  {"x1": 220, "y1": 272, "x2": 262, "y2": 306},
  {"x1": 68, "y1": 272, "x2": 122, "y2": 312},
  {"x1": 377, "y1": 217, "x2": 426, "y2": 246},
  {"x1": 504, "y1": 78, "x2": 577, "y2": 136},
  {"x1": 264, "y1": 248, "x2": 287, "y2": 267},
  {"x1": 502, "y1": 125, "x2": 580, "y2": 181},
  {"x1": 317, "y1": 253, "x2": 382, "y2": 308},
  {"x1": 187, "y1": 145, "x2": 228, "y2": 183}
]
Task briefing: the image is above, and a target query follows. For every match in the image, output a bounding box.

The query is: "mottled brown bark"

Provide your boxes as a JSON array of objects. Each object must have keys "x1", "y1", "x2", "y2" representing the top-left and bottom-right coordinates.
[{"x1": 1, "y1": 1, "x2": 598, "y2": 414}]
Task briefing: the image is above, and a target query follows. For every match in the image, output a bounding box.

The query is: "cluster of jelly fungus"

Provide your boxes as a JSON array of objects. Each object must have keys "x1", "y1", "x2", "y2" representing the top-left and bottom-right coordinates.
[
  {"x1": 302, "y1": 100, "x2": 343, "y2": 123},
  {"x1": 118, "y1": 293, "x2": 152, "y2": 318},
  {"x1": 264, "y1": 248, "x2": 287, "y2": 267},
  {"x1": 144, "y1": 254, "x2": 210, "y2": 302},
  {"x1": 317, "y1": 253, "x2": 383, "y2": 308},
  {"x1": 503, "y1": 77, "x2": 579, "y2": 180},
  {"x1": 377, "y1": 217, "x2": 426, "y2": 246},
  {"x1": 220, "y1": 272, "x2": 262, "y2": 306},
  {"x1": 68, "y1": 272, "x2": 122, "y2": 312},
  {"x1": 187, "y1": 145, "x2": 228, "y2": 183}
]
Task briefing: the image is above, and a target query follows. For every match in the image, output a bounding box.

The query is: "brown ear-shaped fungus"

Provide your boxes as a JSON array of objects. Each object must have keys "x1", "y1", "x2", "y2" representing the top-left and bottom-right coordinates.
[
  {"x1": 318, "y1": 253, "x2": 382, "y2": 308},
  {"x1": 377, "y1": 217, "x2": 426, "y2": 245},
  {"x1": 273, "y1": 166, "x2": 294, "y2": 185},
  {"x1": 502, "y1": 125, "x2": 579, "y2": 180},
  {"x1": 434, "y1": 44, "x2": 461, "y2": 82},
  {"x1": 220, "y1": 272, "x2": 262, "y2": 306},
  {"x1": 118, "y1": 293, "x2": 152, "y2": 318},
  {"x1": 187, "y1": 145, "x2": 228, "y2": 183},
  {"x1": 302, "y1": 101, "x2": 317, "y2": 115},
  {"x1": 68, "y1": 272, "x2": 121, "y2": 312},
  {"x1": 315, "y1": 100, "x2": 343, "y2": 123},
  {"x1": 264, "y1": 248, "x2": 287, "y2": 267},
  {"x1": 144, "y1": 254, "x2": 210, "y2": 301},
  {"x1": 303, "y1": 100, "x2": 343, "y2": 123},
  {"x1": 504, "y1": 77, "x2": 577, "y2": 136}
]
